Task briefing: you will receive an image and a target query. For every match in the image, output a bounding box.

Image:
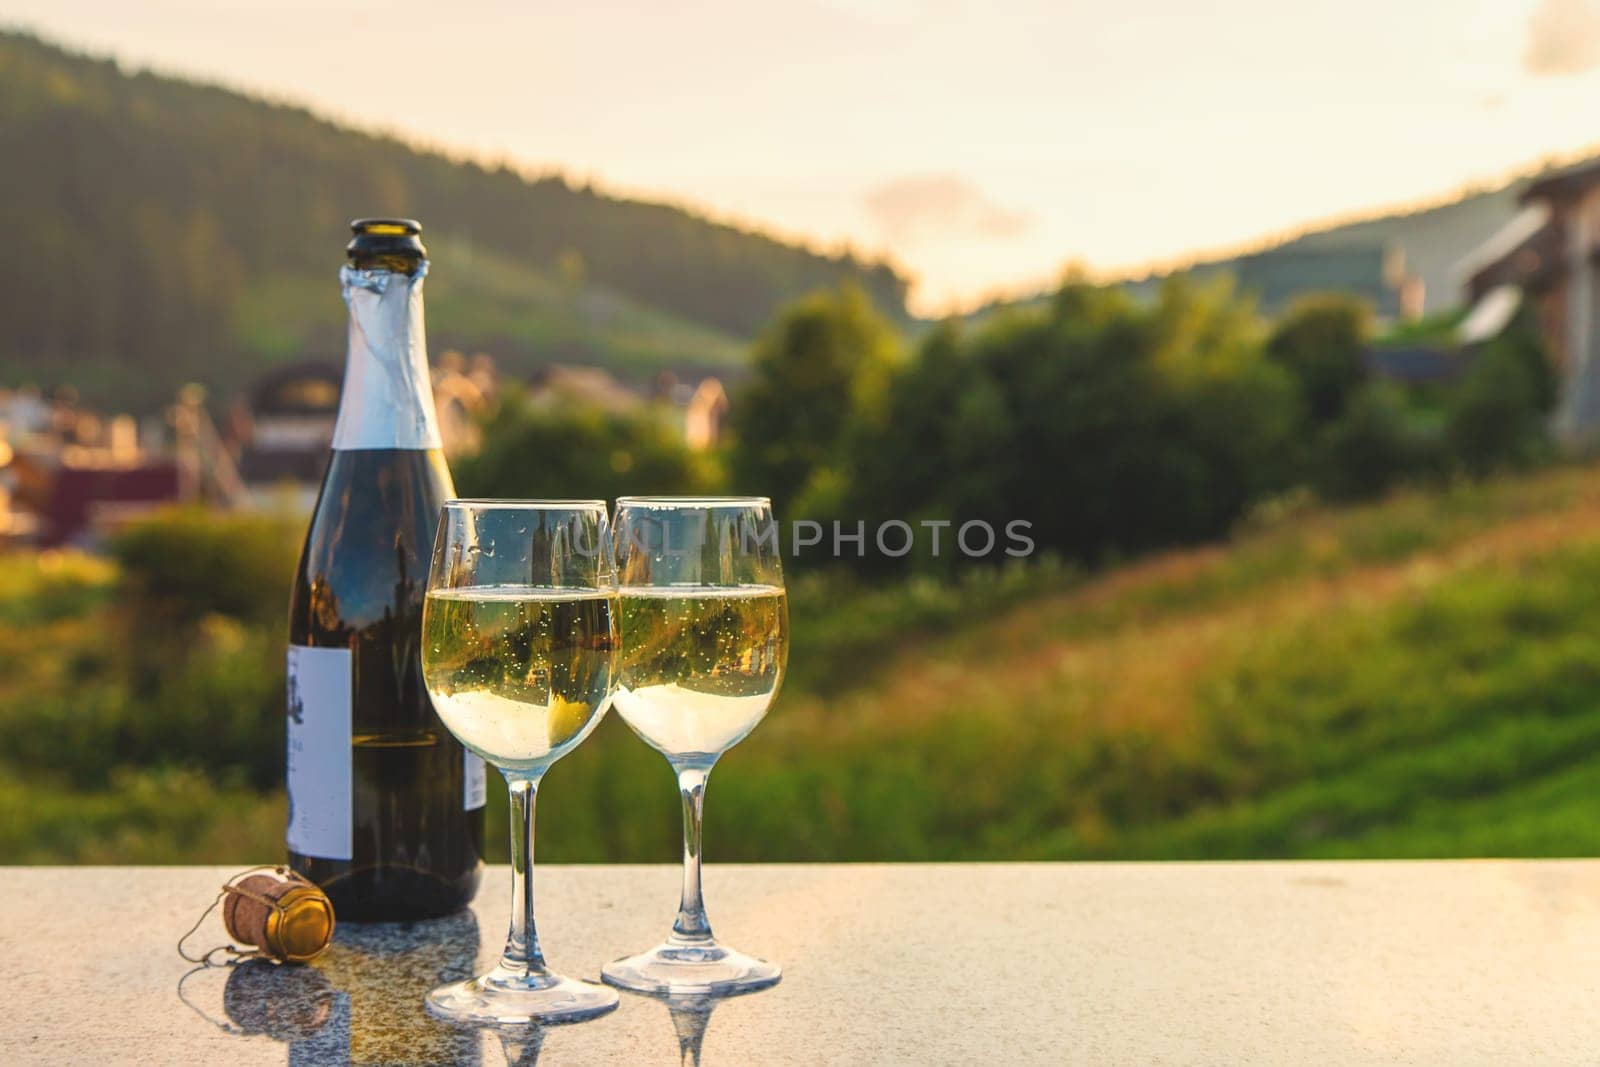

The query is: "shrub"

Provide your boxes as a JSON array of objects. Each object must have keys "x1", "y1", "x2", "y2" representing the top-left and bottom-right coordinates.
[
  {"x1": 1445, "y1": 322, "x2": 1556, "y2": 477},
  {"x1": 1312, "y1": 384, "x2": 1440, "y2": 501},
  {"x1": 109, "y1": 507, "x2": 300, "y2": 623},
  {"x1": 455, "y1": 389, "x2": 718, "y2": 502}
]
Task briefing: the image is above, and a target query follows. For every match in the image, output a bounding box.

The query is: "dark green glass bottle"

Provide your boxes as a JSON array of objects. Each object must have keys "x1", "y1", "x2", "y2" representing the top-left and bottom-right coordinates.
[{"x1": 286, "y1": 219, "x2": 484, "y2": 920}]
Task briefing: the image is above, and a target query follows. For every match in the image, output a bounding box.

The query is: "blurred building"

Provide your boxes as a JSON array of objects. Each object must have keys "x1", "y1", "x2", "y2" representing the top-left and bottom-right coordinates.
[
  {"x1": 527, "y1": 363, "x2": 645, "y2": 413},
  {"x1": 231, "y1": 362, "x2": 341, "y2": 510},
  {"x1": 228, "y1": 352, "x2": 500, "y2": 510},
  {"x1": 526, "y1": 364, "x2": 728, "y2": 448},
  {"x1": 1457, "y1": 159, "x2": 1600, "y2": 439},
  {"x1": 434, "y1": 351, "x2": 499, "y2": 458},
  {"x1": 652, "y1": 371, "x2": 729, "y2": 450},
  {"x1": 0, "y1": 385, "x2": 207, "y2": 547},
  {"x1": 1362, "y1": 345, "x2": 1473, "y2": 386},
  {"x1": 40, "y1": 460, "x2": 182, "y2": 548},
  {"x1": 0, "y1": 352, "x2": 721, "y2": 544},
  {"x1": 683, "y1": 377, "x2": 728, "y2": 451}
]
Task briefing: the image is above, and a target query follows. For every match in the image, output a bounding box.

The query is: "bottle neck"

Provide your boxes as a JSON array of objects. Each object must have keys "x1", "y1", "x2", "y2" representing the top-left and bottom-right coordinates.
[{"x1": 332, "y1": 262, "x2": 443, "y2": 451}]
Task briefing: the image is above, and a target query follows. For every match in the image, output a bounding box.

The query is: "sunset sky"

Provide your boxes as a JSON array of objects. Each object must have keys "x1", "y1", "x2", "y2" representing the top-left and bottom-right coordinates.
[{"x1": 7, "y1": 1, "x2": 1600, "y2": 313}]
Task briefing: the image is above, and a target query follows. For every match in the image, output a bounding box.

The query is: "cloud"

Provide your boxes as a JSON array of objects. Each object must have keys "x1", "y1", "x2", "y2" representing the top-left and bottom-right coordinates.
[
  {"x1": 1526, "y1": 0, "x2": 1600, "y2": 76},
  {"x1": 865, "y1": 175, "x2": 1033, "y2": 244}
]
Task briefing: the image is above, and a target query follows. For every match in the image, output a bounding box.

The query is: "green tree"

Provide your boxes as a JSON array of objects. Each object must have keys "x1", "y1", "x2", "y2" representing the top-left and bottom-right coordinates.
[
  {"x1": 1266, "y1": 294, "x2": 1373, "y2": 425},
  {"x1": 1444, "y1": 320, "x2": 1555, "y2": 477},
  {"x1": 1148, "y1": 277, "x2": 1301, "y2": 532},
  {"x1": 1312, "y1": 384, "x2": 1438, "y2": 501},
  {"x1": 729, "y1": 285, "x2": 902, "y2": 515},
  {"x1": 848, "y1": 322, "x2": 982, "y2": 521},
  {"x1": 455, "y1": 390, "x2": 718, "y2": 503},
  {"x1": 847, "y1": 276, "x2": 1301, "y2": 567}
]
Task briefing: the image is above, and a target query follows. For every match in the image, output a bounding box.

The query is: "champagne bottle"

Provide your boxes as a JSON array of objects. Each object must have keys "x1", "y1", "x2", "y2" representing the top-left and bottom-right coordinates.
[{"x1": 286, "y1": 218, "x2": 485, "y2": 920}]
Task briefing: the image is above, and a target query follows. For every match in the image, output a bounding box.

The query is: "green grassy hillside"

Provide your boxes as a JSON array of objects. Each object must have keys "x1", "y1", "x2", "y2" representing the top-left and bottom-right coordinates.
[
  {"x1": 9, "y1": 463, "x2": 1600, "y2": 864},
  {"x1": 0, "y1": 30, "x2": 904, "y2": 407}
]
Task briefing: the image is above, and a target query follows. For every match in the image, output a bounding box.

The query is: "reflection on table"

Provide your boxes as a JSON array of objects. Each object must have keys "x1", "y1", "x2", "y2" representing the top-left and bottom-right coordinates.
[{"x1": 188, "y1": 909, "x2": 486, "y2": 1065}]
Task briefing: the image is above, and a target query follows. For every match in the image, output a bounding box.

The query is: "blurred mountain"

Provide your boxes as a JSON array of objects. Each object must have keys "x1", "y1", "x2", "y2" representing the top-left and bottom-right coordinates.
[
  {"x1": 978, "y1": 173, "x2": 1533, "y2": 325},
  {"x1": 1274, "y1": 183, "x2": 1524, "y2": 316},
  {"x1": 0, "y1": 30, "x2": 909, "y2": 409},
  {"x1": 1121, "y1": 182, "x2": 1527, "y2": 318}
]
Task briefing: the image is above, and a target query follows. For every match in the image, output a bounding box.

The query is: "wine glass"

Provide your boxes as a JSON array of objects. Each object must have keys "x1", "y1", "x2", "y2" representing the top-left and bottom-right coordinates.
[
  {"x1": 602, "y1": 497, "x2": 788, "y2": 995},
  {"x1": 420, "y1": 499, "x2": 621, "y2": 1024}
]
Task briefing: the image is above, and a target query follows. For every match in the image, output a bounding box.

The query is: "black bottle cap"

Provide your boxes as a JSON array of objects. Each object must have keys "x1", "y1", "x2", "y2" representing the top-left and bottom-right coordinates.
[{"x1": 346, "y1": 218, "x2": 427, "y2": 267}]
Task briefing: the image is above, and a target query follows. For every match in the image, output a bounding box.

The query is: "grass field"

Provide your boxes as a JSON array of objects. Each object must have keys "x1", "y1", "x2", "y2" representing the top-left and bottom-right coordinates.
[{"x1": 7, "y1": 462, "x2": 1600, "y2": 864}]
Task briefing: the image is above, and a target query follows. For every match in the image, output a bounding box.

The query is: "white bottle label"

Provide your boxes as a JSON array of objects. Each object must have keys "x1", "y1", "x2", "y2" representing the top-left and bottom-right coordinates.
[
  {"x1": 286, "y1": 645, "x2": 353, "y2": 860},
  {"x1": 331, "y1": 263, "x2": 443, "y2": 451},
  {"x1": 464, "y1": 750, "x2": 487, "y2": 811}
]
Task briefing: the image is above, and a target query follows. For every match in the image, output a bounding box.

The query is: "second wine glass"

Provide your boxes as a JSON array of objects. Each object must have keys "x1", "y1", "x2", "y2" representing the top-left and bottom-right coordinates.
[{"x1": 603, "y1": 496, "x2": 788, "y2": 996}]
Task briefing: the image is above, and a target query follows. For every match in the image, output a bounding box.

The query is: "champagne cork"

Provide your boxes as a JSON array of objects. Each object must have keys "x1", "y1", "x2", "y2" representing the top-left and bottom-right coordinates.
[{"x1": 221, "y1": 869, "x2": 335, "y2": 964}]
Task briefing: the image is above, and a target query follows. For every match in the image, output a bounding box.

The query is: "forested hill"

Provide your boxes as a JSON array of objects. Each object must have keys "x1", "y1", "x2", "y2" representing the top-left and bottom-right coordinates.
[
  {"x1": 0, "y1": 30, "x2": 909, "y2": 409},
  {"x1": 979, "y1": 162, "x2": 1544, "y2": 324}
]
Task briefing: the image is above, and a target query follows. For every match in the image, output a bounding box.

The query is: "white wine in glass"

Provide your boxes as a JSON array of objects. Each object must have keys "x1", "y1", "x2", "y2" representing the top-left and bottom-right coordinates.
[
  {"x1": 425, "y1": 587, "x2": 617, "y2": 769},
  {"x1": 603, "y1": 497, "x2": 789, "y2": 997},
  {"x1": 612, "y1": 585, "x2": 787, "y2": 762}
]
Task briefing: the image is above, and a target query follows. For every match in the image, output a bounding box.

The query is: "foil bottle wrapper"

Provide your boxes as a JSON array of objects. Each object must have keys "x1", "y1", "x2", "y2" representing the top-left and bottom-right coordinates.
[{"x1": 332, "y1": 262, "x2": 443, "y2": 451}]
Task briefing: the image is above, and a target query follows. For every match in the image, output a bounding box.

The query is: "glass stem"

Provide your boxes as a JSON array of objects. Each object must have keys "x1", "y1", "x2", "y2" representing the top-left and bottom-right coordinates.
[
  {"x1": 671, "y1": 764, "x2": 714, "y2": 944},
  {"x1": 500, "y1": 773, "x2": 549, "y2": 978}
]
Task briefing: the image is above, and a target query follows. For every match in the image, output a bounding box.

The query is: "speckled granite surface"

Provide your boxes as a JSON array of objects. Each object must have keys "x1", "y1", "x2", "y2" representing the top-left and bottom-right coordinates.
[{"x1": 3, "y1": 862, "x2": 1600, "y2": 1064}]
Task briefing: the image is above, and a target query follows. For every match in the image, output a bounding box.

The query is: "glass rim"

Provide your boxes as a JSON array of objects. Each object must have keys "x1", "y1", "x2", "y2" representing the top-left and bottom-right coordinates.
[
  {"x1": 443, "y1": 498, "x2": 608, "y2": 510},
  {"x1": 616, "y1": 495, "x2": 771, "y2": 508}
]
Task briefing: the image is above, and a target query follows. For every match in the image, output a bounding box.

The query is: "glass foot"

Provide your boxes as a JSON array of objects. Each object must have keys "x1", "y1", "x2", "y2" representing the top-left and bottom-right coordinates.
[
  {"x1": 602, "y1": 940, "x2": 781, "y2": 996},
  {"x1": 426, "y1": 966, "x2": 619, "y2": 1025}
]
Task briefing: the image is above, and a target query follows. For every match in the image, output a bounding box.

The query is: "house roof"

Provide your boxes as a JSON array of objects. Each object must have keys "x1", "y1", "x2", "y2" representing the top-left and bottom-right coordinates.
[
  {"x1": 527, "y1": 364, "x2": 644, "y2": 412},
  {"x1": 1453, "y1": 203, "x2": 1551, "y2": 285},
  {"x1": 251, "y1": 361, "x2": 342, "y2": 417},
  {"x1": 1458, "y1": 284, "x2": 1522, "y2": 346},
  {"x1": 1363, "y1": 345, "x2": 1472, "y2": 385},
  {"x1": 42, "y1": 462, "x2": 181, "y2": 546}
]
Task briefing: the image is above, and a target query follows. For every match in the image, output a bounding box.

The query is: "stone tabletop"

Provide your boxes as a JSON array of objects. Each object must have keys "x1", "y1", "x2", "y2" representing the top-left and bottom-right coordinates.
[{"x1": 3, "y1": 862, "x2": 1600, "y2": 1065}]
